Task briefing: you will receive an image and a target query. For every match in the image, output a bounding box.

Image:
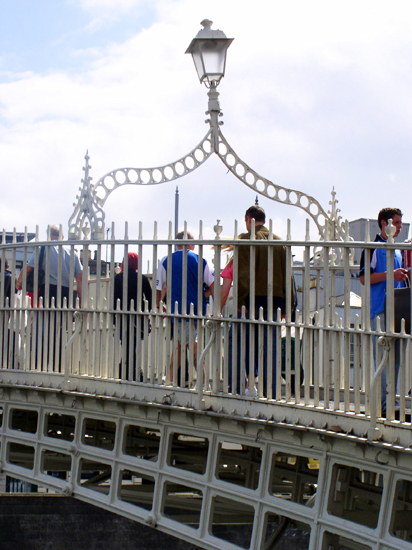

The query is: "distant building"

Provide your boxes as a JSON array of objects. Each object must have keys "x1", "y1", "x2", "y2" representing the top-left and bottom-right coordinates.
[{"x1": 0, "y1": 232, "x2": 36, "y2": 271}]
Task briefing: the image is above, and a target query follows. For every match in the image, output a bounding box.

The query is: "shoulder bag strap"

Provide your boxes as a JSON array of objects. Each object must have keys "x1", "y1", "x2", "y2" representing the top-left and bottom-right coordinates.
[
  {"x1": 4, "y1": 273, "x2": 11, "y2": 301},
  {"x1": 38, "y1": 245, "x2": 45, "y2": 267}
]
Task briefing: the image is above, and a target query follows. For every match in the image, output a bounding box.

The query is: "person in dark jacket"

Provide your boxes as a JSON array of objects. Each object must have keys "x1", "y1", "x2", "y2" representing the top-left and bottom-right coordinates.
[
  {"x1": 0, "y1": 259, "x2": 13, "y2": 306},
  {"x1": 0, "y1": 259, "x2": 15, "y2": 368},
  {"x1": 113, "y1": 252, "x2": 152, "y2": 381},
  {"x1": 230, "y1": 205, "x2": 289, "y2": 399}
]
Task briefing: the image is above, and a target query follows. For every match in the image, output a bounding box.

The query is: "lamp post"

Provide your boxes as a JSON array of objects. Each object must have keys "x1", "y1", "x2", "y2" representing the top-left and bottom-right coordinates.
[
  {"x1": 185, "y1": 19, "x2": 233, "y2": 153},
  {"x1": 69, "y1": 20, "x2": 350, "y2": 247}
]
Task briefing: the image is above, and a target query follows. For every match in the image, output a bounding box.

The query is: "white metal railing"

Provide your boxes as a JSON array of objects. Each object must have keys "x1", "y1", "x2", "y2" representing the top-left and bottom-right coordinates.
[{"x1": 0, "y1": 222, "x2": 411, "y2": 426}]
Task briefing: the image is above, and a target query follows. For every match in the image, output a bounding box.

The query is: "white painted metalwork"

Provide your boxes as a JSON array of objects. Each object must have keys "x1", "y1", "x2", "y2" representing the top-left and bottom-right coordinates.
[
  {"x1": 5, "y1": 20, "x2": 412, "y2": 549},
  {"x1": 68, "y1": 20, "x2": 351, "y2": 244},
  {"x1": 185, "y1": 19, "x2": 233, "y2": 87},
  {"x1": 1, "y1": 222, "x2": 412, "y2": 549},
  {"x1": 68, "y1": 133, "x2": 214, "y2": 240},
  {"x1": 68, "y1": 152, "x2": 105, "y2": 240},
  {"x1": 1, "y1": 384, "x2": 412, "y2": 550},
  {"x1": 1, "y1": 223, "x2": 411, "y2": 424}
]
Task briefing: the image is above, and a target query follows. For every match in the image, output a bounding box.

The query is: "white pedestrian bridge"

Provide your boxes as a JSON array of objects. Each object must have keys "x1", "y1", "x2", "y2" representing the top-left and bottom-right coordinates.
[{"x1": 1, "y1": 228, "x2": 412, "y2": 550}]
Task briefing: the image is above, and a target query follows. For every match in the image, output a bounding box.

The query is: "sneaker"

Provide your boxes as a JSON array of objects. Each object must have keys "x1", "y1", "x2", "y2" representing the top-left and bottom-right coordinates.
[
  {"x1": 245, "y1": 386, "x2": 258, "y2": 397},
  {"x1": 194, "y1": 383, "x2": 212, "y2": 392},
  {"x1": 381, "y1": 402, "x2": 400, "y2": 416},
  {"x1": 381, "y1": 403, "x2": 401, "y2": 420}
]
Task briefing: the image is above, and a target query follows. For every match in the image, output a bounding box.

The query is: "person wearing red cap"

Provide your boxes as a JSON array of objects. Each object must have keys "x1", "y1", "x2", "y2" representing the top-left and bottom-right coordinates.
[{"x1": 113, "y1": 252, "x2": 152, "y2": 381}]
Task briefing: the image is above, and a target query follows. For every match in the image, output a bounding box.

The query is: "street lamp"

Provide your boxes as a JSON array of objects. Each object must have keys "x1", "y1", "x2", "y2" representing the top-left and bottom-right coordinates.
[
  {"x1": 185, "y1": 19, "x2": 233, "y2": 88},
  {"x1": 185, "y1": 19, "x2": 233, "y2": 153},
  {"x1": 69, "y1": 21, "x2": 349, "y2": 245}
]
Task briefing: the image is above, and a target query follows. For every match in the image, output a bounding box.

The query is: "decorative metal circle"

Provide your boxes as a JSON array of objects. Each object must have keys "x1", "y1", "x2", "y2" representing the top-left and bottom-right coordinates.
[
  {"x1": 128, "y1": 169, "x2": 138, "y2": 183},
  {"x1": 88, "y1": 131, "x2": 214, "y2": 211},
  {"x1": 69, "y1": 127, "x2": 351, "y2": 244},
  {"x1": 115, "y1": 170, "x2": 126, "y2": 184},
  {"x1": 215, "y1": 131, "x2": 336, "y2": 238}
]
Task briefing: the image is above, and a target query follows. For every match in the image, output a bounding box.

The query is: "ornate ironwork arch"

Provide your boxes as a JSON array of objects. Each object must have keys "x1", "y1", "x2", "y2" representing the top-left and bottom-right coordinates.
[
  {"x1": 68, "y1": 133, "x2": 214, "y2": 240},
  {"x1": 68, "y1": 86, "x2": 349, "y2": 242},
  {"x1": 215, "y1": 131, "x2": 330, "y2": 237}
]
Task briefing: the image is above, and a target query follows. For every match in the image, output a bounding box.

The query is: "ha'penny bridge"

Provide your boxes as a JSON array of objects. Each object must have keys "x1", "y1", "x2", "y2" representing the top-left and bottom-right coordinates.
[{"x1": 1, "y1": 20, "x2": 412, "y2": 550}]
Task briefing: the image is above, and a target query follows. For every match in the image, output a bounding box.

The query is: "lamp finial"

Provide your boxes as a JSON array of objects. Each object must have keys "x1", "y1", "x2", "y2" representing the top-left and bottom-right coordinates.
[{"x1": 200, "y1": 19, "x2": 213, "y2": 29}]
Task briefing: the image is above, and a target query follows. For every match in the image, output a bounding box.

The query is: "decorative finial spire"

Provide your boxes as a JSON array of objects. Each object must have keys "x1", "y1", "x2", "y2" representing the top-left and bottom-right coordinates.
[
  {"x1": 386, "y1": 219, "x2": 396, "y2": 244},
  {"x1": 67, "y1": 151, "x2": 105, "y2": 240},
  {"x1": 214, "y1": 219, "x2": 222, "y2": 239}
]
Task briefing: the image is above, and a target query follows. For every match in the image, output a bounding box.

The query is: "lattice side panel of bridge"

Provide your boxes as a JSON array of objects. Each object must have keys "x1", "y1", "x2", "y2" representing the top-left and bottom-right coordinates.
[{"x1": 1, "y1": 392, "x2": 411, "y2": 549}]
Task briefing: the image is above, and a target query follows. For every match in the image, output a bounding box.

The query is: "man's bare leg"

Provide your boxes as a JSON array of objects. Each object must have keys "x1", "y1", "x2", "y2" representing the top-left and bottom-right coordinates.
[{"x1": 170, "y1": 341, "x2": 182, "y2": 384}]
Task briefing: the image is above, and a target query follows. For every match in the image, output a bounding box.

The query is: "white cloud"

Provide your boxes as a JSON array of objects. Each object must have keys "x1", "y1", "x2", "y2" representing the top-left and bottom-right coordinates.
[{"x1": 78, "y1": 0, "x2": 148, "y2": 14}]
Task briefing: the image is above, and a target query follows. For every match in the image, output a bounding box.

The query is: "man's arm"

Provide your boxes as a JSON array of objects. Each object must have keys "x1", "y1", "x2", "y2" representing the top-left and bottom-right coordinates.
[
  {"x1": 359, "y1": 247, "x2": 408, "y2": 285},
  {"x1": 156, "y1": 284, "x2": 168, "y2": 310},
  {"x1": 208, "y1": 281, "x2": 215, "y2": 300},
  {"x1": 360, "y1": 269, "x2": 408, "y2": 286},
  {"x1": 75, "y1": 272, "x2": 82, "y2": 307},
  {"x1": 237, "y1": 237, "x2": 250, "y2": 311},
  {"x1": 16, "y1": 266, "x2": 32, "y2": 291},
  {"x1": 156, "y1": 289, "x2": 162, "y2": 309},
  {"x1": 142, "y1": 275, "x2": 153, "y2": 311},
  {"x1": 201, "y1": 259, "x2": 216, "y2": 310},
  {"x1": 155, "y1": 258, "x2": 167, "y2": 310},
  {"x1": 220, "y1": 279, "x2": 232, "y2": 310},
  {"x1": 280, "y1": 244, "x2": 289, "y2": 317}
]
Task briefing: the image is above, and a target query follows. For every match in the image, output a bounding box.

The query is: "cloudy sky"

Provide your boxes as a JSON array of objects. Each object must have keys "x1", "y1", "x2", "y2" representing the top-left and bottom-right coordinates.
[{"x1": 1, "y1": 0, "x2": 412, "y2": 249}]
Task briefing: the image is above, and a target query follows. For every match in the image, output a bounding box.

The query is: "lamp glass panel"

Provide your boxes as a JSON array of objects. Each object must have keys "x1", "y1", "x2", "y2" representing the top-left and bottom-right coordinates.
[
  {"x1": 192, "y1": 48, "x2": 206, "y2": 82},
  {"x1": 197, "y1": 39, "x2": 226, "y2": 79},
  {"x1": 190, "y1": 39, "x2": 231, "y2": 83},
  {"x1": 201, "y1": 45, "x2": 225, "y2": 76}
]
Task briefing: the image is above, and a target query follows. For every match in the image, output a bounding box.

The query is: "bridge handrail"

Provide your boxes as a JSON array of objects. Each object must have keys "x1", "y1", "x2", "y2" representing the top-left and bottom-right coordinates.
[{"x1": 0, "y1": 225, "x2": 411, "y2": 437}]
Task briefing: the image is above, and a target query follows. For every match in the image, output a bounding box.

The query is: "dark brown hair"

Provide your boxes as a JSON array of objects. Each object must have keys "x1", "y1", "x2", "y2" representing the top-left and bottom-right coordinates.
[
  {"x1": 245, "y1": 205, "x2": 266, "y2": 223},
  {"x1": 377, "y1": 208, "x2": 402, "y2": 229}
]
